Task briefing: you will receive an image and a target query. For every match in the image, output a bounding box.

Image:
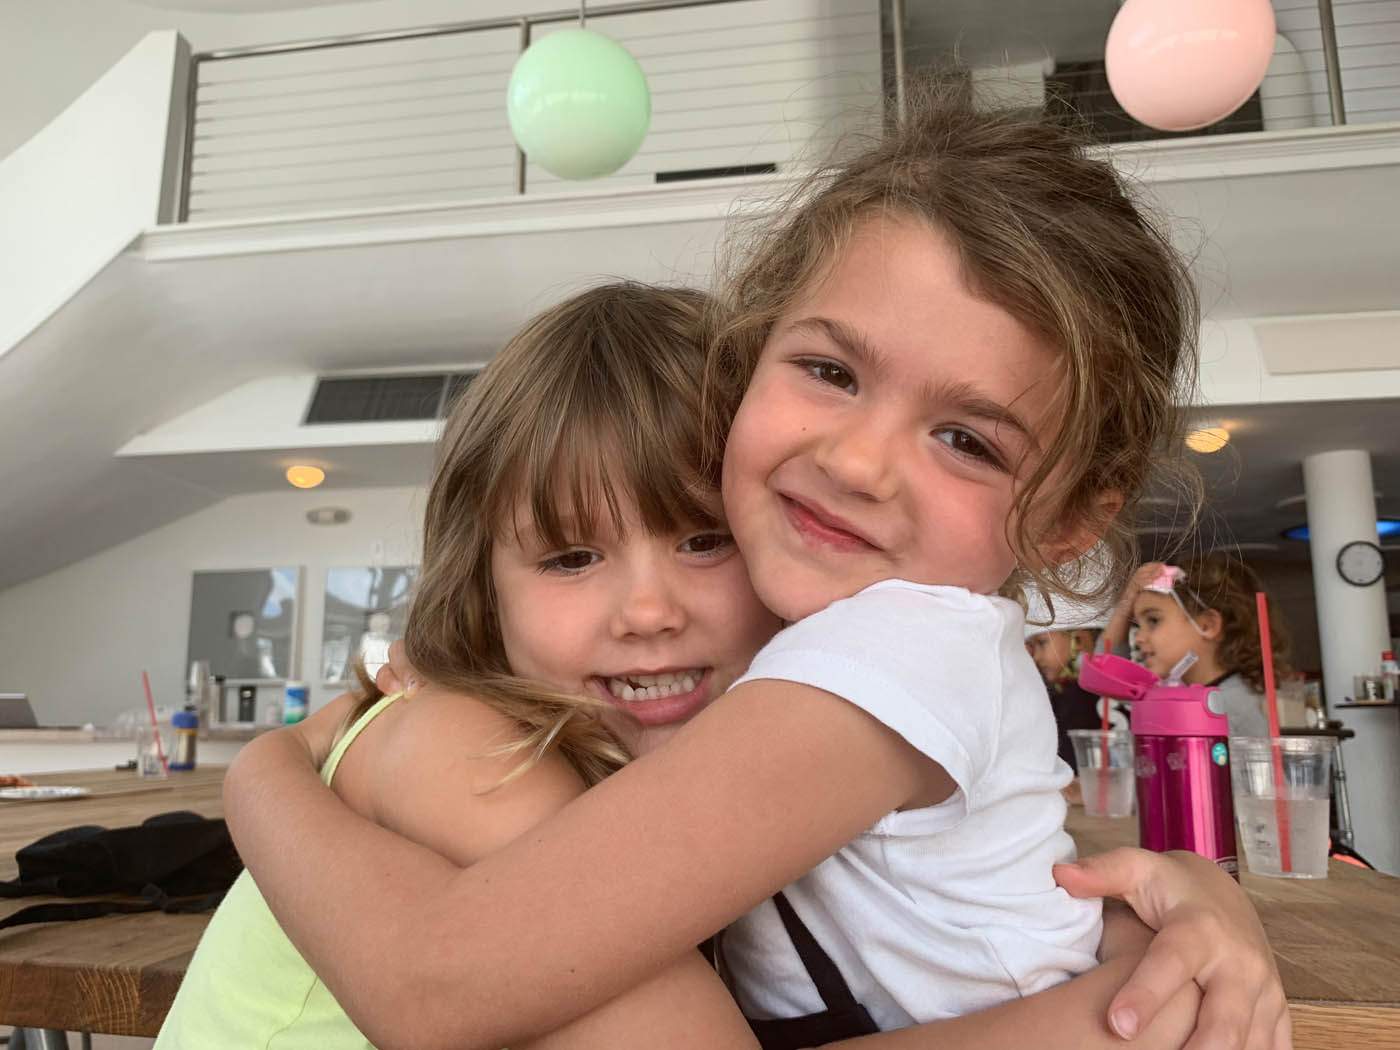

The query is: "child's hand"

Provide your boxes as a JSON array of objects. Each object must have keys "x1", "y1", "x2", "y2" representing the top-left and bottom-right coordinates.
[
  {"x1": 1054, "y1": 848, "x2": 1291, "y2": 1050},
  {"x1": 375, "y1": 638, "x2": 420, "y2": 696}
]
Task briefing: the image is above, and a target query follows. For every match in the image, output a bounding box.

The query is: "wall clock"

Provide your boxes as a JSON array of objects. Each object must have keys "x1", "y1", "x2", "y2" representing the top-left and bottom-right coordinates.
[{"x1": 1336, "y1": 540, "x2": 1385, "y2": 587}]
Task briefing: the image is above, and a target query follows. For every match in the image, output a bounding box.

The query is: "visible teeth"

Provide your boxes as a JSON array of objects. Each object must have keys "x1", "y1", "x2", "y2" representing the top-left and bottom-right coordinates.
[{"x1": 606, "y1": 671, "x2": 702, "y2": 702}]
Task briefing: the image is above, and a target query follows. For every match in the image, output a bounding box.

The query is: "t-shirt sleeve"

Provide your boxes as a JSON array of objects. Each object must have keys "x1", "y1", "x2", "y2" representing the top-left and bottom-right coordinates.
[{"x1": 734, "y1": 584, "x2": 1009, "y2": 804}]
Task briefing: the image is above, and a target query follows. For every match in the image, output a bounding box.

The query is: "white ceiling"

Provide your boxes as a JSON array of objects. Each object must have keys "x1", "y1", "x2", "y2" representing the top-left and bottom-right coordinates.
[
  {"x1": 1159, "y1": 398, "x2": 1400, "y2": 562},
  {"x1": 2, "y1": 128, "x2": 1399, "y2": 592}
]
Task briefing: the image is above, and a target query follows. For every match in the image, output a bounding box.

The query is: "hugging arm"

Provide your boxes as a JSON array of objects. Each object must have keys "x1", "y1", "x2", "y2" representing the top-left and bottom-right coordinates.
[
  {"x1": 828, "y1": 902, "x2": 1199, "y2": 1050},
  {"x1": 228, "y1": 684, "x2": 1286, "y2": 1050},
  {"x1": 257, "y1": 689, "x2": 758, "y2": 1050},
  {"x1": 225, "y1": 680, "x2": 943, "y2": 1050}
]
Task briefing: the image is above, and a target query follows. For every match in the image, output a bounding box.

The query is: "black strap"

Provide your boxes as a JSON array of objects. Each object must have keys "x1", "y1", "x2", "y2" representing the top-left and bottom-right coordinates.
[
  {"x1": 742, "y1": 892, "x2": 879, "y2": 1050},
  {"x1": 0, "y1": 883, "x2": 230, "y2": 931},
  {"x1": 0, "y1": 898, "x2": 156, "y2": 930},
  {"x1": 769, "y1": 891, "x2": 863, "y2": 1014}
]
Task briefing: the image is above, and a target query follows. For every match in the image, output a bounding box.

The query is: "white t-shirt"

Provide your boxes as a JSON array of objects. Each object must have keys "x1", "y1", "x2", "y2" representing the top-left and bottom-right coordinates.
[{"x1": 720, "y1": 580, "x2": 1102, "y2": 1030}]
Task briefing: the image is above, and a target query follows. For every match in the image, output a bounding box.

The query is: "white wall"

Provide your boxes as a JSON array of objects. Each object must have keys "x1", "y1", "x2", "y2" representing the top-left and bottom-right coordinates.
[
  {"x1": 0, "y1": 0, "x2": 538, "y2": 161},
  {"x1": 0, "y1": 31, "x2": 188, "y2": 360},
  {"x1": 0, "y1": 485, "x2": 424, "y2": 728}
]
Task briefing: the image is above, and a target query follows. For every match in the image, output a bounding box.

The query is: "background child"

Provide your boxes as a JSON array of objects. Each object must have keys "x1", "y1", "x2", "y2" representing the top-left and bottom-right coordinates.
[
  {"x1": 222, "y1": 80, "x2": 1290, "y2": 1050},
  {"x1": 157, "y1": 281, "x2": 780, "y2": 1049},
  {"x1": 1024, "y1": 592, "x2": 1114, "y2": 778},
  {"x1": 1103, "y1": 554, "x2": 1292, "y2": 737}
]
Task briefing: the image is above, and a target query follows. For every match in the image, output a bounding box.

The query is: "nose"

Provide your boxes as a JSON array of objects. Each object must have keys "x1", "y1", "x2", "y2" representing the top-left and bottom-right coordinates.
[
  {"x1": 611, "y1": 558, "x2": 688, "y2": 639},
  {"x1": 813, "y1": 413, "x2": 898, "y2": 501}
]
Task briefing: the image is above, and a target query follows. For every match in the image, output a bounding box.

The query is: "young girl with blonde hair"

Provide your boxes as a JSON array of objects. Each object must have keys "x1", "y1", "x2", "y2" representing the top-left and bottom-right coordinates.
[
  {"x1": 222, "y1": 81, "x2": 1290, "y2": 1050},
  {"x1": 157, "y1": 282, "x2": 782, "y2": 1049}
]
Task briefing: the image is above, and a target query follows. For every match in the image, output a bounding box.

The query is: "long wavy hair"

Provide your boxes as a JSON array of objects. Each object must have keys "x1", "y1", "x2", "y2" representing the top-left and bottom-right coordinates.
[
  {"x1": 1176, "y1": 553, "x2": 1292, "y2": 694},
  {"x1": 339, "y1": 282, "x2": 725, "y2": 787},
  {"x1": 706, "y1": 74, "x2": 1201, "y2": 612}
]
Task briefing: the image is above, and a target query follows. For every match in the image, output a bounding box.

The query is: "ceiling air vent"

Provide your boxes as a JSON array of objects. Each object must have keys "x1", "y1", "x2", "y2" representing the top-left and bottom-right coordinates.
[{"x1": 305, "y1": 372, "x2": 479, "y2": 425}]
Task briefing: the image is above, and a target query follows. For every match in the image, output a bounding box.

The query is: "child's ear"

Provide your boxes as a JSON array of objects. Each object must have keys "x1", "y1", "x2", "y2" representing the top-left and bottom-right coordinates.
[
  {"x1": 1197, "y1": 608, "x2": 1224, "y2": 640},
  {"x1": 1037, "y1": 490, "x2": 1125, "y2": 565}
]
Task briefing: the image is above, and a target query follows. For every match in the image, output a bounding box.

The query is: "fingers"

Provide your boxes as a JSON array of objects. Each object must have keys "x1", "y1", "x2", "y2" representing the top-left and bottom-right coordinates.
[
  {"x1": 1177, "y1": 973, "x2": 1257, "y2": 1050},
  {"x1": 375, "y1": 638, "x2": 419, "y2": 695},
  {"x1": 1272, "y1": 1005, "x2": 1294, "y2": 1050},
  {"x1": 1134, "y1": 561, "x2": 1167, "y2": 585},
  {"x1": 1107, "y1": 923, "x2": 1202, "y2": 1040},
  {"x1": 374, "y1": 660, "x2": 403, "y2": 695},
  {"x1": 1053, "y1": 847, "x2": 1156, "y2": 907},
  {"x1": 1176, "y1": 952, "x2": 1285, "y2": 1050},
  {"x1": 386, "y1": 639, "x2": 419, "y2": 694}
]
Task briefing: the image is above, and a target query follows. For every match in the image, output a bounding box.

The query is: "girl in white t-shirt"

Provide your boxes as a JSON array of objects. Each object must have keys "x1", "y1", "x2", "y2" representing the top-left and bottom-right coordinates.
[{"x1": 222, "y1": 82, "x2": 1289, "y2": 1050}]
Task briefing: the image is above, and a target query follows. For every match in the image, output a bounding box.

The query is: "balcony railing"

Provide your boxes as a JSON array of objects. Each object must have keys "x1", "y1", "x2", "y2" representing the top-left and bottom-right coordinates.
[
  {"x1": 178, "y1": 0, "x2": 881, "y2": 221},
  {"x1": 174, "y1": 0, "x2": 1398, "y2": 223}
]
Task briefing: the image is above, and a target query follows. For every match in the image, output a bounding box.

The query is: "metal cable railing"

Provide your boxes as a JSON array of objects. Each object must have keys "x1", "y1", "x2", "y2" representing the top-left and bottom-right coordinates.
[
  {"x1": 176, "y1": 0, "x2": 1386, "y2": 223},
  {"x1": 178, "y1": 0, "x2": 880, "y2": 222}
]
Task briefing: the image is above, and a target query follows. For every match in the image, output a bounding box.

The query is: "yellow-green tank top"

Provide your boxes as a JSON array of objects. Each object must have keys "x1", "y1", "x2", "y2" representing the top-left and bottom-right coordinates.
[{"x1": 154, "y1": 692, "x2": 404, "y2": 1050}]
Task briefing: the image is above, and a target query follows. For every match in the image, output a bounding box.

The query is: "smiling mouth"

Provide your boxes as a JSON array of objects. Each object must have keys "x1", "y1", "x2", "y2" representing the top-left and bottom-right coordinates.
[
  {"x1": 780, "y1": 495, "x2": 879, "y2": 553},
  {"x1": 591, "y1": 669, "x2": 717, "y2": 729},
  {"x1": 600, "y1": 669, "x2": 706, "y2": 703}
]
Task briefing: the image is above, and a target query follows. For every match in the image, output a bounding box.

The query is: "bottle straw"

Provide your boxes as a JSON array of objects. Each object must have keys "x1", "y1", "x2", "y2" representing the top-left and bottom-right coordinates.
[
  {"x1": 1097, "y1": 636, "x2": 1112, "y2": 816},
  {"x1": 141, "y1": 669, "x2": 169, "y2": 773},
  {"x1": 1256, "y1": 592, "x2": 1291, "y2": 873}
]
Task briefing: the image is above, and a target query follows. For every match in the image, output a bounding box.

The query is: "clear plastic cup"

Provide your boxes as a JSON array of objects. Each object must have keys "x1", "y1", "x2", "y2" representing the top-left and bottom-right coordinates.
[
  {"x1": 136, "y1": 725, "x2": 168, "y2": 778},
  {"x1": 1230, "y1": 736, "x2": 1333, "y2": 878},
  {"x1": 1067, "y1": 729, "x2": 1135, "y2": 818}
]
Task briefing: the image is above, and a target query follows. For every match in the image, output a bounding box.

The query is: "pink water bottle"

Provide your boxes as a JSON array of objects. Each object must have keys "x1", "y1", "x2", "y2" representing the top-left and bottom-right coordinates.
[{"x1": 1079, "y1": 653, "x2": 1239, "y2": 877}]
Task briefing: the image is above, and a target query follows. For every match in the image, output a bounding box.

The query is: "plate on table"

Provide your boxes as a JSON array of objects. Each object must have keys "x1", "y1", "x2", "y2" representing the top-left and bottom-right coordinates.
[{"x1": 0, "y1": 785, "x2": 92, "y2": 801}]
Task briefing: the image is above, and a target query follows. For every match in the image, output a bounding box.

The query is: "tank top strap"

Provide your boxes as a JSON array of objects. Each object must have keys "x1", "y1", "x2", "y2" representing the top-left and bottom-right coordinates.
[{"x1": 320, "y1": 691, "x2": 407, "y2": 785}]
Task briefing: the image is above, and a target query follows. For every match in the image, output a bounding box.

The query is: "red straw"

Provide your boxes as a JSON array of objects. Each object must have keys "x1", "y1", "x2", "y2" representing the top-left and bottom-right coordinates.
[
  {"x1": 1096, "y1": 636, "x2": 1112, "y2": 815},
  {"x1": 141, "y1": 669, "x2": 169, "y2": 772},
  {"x1": 1256, "y1": 593, "x2": 1291, "y2": 872}
]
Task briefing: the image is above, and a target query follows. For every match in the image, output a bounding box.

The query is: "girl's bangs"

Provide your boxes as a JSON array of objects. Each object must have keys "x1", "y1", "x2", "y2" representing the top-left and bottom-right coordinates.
[{"x1": 502, "y1": 398, "x2": 717, "y2": 553}]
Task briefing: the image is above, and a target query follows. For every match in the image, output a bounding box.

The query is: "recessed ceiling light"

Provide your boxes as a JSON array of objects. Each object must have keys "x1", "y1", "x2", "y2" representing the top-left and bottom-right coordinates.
[
  {"x1": 1185, "y1": 426, "x2": 1230, "y2": 453},
  {"x1": 285, "y1": 465, "x2": 326, "y2": 489}
]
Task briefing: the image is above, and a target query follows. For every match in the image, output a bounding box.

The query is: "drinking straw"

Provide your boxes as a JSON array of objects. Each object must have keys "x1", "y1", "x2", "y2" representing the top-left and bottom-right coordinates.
[
  {"x1": 141, "y1": 669, "x2": 169, "y2": 772},
  {"x1": 1096, "y1": 636, "x2": 1112, "y2": 815},
  {"x1": 1256, "y1": 592, "x2": 1291, "y2": 873}
]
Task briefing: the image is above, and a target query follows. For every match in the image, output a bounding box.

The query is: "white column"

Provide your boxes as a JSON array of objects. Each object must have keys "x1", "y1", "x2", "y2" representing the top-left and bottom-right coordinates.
[{"x1": 1303, "y1": 448, "x2": 1400, "y2": 874}]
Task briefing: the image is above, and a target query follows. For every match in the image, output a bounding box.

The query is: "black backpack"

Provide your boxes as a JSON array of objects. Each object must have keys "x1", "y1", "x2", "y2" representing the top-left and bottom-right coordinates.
[{"x1": 0, "y1": 811, "x2": 243, "y2": 929}]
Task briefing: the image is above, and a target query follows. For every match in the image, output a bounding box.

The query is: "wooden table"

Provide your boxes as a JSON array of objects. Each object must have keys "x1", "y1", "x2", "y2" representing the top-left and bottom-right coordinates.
[
  {"x1": 1069, "y1": 807, "x2": 1400, "y2": 1050},
  {"x1": 3, "y1": 770, "x2": 1398, "y2": 1044},
  {"x1": 0, "y1": 767, "x2": 226, "y2": 1037}
]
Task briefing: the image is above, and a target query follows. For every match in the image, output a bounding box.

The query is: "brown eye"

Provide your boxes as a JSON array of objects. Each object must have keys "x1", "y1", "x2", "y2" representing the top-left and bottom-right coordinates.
[
  {"x1": 798, "y1": 358, "x2": 856, "y2": 391},
  {"x1": 812, "y1": 361, "x2": 855, "y2": 390},
  {"x1": 681, "y1": 532, "x2": 734, "y2": 556},
  {"x1": 934, "y1": 427, "x2": 1003, "y2": 469},
  {"x1": 540, "y1": 549, "x2": 598, "y2": 574}
]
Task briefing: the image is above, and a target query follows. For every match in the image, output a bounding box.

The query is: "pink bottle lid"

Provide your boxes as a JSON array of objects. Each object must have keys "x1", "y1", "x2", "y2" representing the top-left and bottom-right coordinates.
[{"x1": 1078, "y1": 652, "x2": 1228, "y2": 737}]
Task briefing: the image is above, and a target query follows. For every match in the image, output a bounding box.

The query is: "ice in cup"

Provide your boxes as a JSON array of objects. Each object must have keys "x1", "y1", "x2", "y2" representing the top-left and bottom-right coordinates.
[
  {"x1": 1230, "y1": 736, "x2": 1334, "y2": 879},
  {"x1": 1067, "y1": 729, "x2": 1135, "y2": 818},
  {"x1": 136, "y1": 725, "x2": 168, "y2": 778}
]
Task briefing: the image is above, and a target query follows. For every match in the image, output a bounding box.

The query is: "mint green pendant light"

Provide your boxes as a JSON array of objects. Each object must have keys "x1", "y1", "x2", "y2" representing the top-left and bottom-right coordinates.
[{"x1": 507, "y1": 11, "x2": 651, "y2": 181}]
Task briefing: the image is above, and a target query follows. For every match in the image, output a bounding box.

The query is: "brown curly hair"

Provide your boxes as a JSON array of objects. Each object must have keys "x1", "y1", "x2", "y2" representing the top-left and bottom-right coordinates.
[
  {"x1": 705, "y1": 73, "x2": 1201, "y2": 611},
  {"x1": 1175, "y1": 553, "x2": 1291, "y2": 694}
]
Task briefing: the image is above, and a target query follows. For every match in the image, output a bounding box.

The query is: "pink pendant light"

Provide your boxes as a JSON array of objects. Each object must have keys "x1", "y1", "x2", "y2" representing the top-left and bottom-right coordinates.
[{"x1": 1106, "y1": 0, "x2": 1277, "y2": 132}]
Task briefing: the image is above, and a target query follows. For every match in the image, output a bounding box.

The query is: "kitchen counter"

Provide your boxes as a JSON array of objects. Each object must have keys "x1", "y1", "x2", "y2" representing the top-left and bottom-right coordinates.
[{"x1": 1, "y1": 725, "x2": 271, "y2": 774}]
